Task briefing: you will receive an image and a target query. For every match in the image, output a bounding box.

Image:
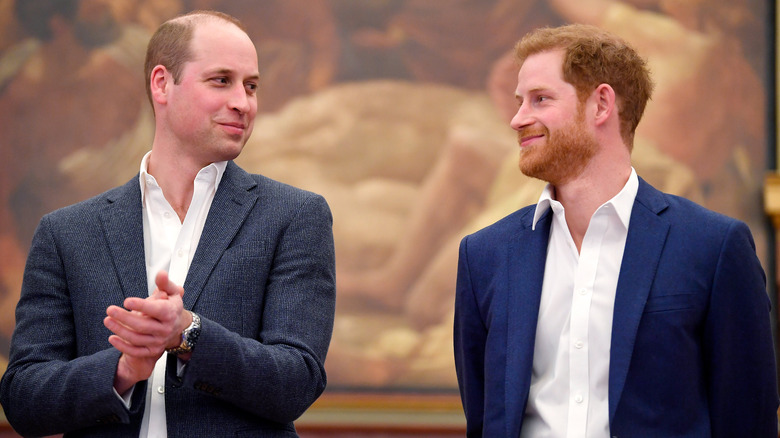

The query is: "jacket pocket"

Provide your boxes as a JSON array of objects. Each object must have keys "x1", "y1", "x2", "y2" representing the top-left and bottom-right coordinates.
[{"x1": 643, "y1": 292, "x2": 695, "y2": 313}]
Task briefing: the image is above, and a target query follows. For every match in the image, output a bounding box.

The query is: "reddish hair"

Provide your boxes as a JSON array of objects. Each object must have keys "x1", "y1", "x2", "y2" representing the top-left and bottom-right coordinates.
[{"x1": 515, "y1": 24, "x2": 653, "y2": 148}]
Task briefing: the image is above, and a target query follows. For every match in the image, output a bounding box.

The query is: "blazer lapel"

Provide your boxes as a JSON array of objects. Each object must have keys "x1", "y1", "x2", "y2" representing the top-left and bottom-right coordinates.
[
  {"x1": 505, "y1": 207, "x2": 551, "y2": 436},
  {"x1": 608, "y1": 178, "x2": 670, "y2": 422},
  {"x1": 100, "y1": 177, "x2": 148, "y2": 300},
  {"x1": 182, "y1": 162, "x2": 259, "y2": 310}
]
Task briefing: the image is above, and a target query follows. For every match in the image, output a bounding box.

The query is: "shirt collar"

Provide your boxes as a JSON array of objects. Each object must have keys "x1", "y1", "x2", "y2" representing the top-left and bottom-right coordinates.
[
  {"x1": 531, "y1": 184, "x2": 555, "y2": 230},
  {"x1": 138, "y1": 151, "x2": 228, "y2": 203},
  {"x1": 608, "y1": 167, "x2": 639, "y2": 230},
  {"x1": 531, "y1": 167, "x2": 639, "y2": 230}
]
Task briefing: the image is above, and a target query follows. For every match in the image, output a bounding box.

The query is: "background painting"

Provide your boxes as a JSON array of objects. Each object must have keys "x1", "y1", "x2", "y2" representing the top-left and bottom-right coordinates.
[{"x1": 0, "y1": 0, "x2": 771, "y2": 426}]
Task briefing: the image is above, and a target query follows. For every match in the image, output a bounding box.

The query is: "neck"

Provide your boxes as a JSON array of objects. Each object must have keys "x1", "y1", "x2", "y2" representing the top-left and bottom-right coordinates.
[
  {"x1": 147, "y1": 148, "x2": 205, "y2": 222},
  {"x1": 553, "y1": 156, "x2": 631, "y2": 252}
]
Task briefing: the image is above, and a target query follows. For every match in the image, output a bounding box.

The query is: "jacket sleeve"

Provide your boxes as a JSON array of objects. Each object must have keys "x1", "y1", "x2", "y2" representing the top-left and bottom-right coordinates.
[
  {"x1": 454, "y1": 235, "x2": 487, "y2": 437},
  {"x1": 0, "y1": 215, "x2": 145, "y2": 437},
  {"x1": 703, "y1": 220, "x2": 778, "y2": 437},
  {"x1": 172, "y1": 193, "x2": 336, "y2": 424}
]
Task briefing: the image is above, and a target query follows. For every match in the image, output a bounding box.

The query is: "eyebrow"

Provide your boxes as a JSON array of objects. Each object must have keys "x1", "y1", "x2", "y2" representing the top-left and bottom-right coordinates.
[
  {"x1": 207, "y1": 68, "x2": 260, "y2": 81},
  {"x1": 526, "y1": 86, "x2": 551, "y2": 95},
  {"x1": 516, "y1": 86, "x2": 553, "y2": 99}
]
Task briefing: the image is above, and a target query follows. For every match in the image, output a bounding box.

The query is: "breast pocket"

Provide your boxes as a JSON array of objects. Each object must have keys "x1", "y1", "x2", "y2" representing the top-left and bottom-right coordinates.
[{"x1": 643, "y1": 292, "x2": 696, "y2": 314}]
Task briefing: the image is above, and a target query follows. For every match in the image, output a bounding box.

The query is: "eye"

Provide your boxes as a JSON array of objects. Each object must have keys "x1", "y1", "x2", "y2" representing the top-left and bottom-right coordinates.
[
  {"x1": 245, "y1": 82, "x2": 258, "y2": 95},
  {"x1": 212, "y1": 77, "x2": 229, "y2": 85}
]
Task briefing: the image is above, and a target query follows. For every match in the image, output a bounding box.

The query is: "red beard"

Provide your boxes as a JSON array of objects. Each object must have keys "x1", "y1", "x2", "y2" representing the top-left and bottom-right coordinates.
[{"x1": 517, "y1": 109, "x2": 598, "y2": 185}]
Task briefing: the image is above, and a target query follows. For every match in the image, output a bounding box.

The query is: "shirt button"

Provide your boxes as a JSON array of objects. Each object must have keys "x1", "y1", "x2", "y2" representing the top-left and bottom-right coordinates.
[
  {"x1": 177, "y1": 249, "x2": 185, "y2": 257},
  {"x1": 157, "y1": 386, "x2": 165, "y2": 394},
  {"x1": 164, "y1": 211, "x2": 171, "y2": 219},
  {"x1": 579, "y1": 288, "x2": 588, "y2": 295},
  {"x1": 575, "y1": 395, "x2": 584, "y2": 403},
  {"x1": 574, "y1": 340, "x2": 584, "y2": 349}
]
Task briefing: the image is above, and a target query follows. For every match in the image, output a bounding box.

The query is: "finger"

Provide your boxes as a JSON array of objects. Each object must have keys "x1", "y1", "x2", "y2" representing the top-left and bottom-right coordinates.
[
  {"x1": 110, "y1": 298, "x2": 184, "y2": 346},
  {"x1": 123, "y1": 295, "x2": 183, "y2": 320},
  {"x1": 121, "y1": 296, "x2": 152, "y2": 311},
  {"x1": 155, "y1": 270, "x2": 169, "y2": 288},
  {"x1": 149, "y1": 287, "x2": 166, "y2": 300},
  {"x1": 106, "y1": 304, "x2": 126, "y2": 316},
  {"x1": 109, "y1": 302, "x2": 152, "y2": 324},
  {"x1": 104, "y1": 315, "x2": 161, "y2": 349},
  {"x1": 105, "y1": 317, "x2": 172, "y2": 356},
  {"x1": 155, "y1": 271, "x2": 184, "y2": 297},
  {"x1": 106, "y1": 305, "x2": 171, "y2": 340},
  {"x1": 107, "y1": 304, "x2": 145, "y2": 325},
  {"x1": 108, "y1": 334, "x2": 162, "y2": 358}
]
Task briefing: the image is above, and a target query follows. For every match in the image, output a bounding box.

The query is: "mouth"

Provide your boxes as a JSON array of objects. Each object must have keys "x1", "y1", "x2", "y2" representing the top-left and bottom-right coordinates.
[
  {"x1": 218, "y1": 121, "x2": 247, "y2": 136},
  {"x1": 519, "y1": 133, "x2": 544, "y2": 148}
]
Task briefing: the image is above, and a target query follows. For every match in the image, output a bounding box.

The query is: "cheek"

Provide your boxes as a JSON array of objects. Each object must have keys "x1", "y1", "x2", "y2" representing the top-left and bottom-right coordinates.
[
  {"x1": 196, "y1": 96, "x2": 225, "y2": 114},
  {"x1": 244, "y1": 119, "x2": 256, "y2": 138},
  {"x1": 247, "y1": 97, "x2": 258, "y2": 116}
]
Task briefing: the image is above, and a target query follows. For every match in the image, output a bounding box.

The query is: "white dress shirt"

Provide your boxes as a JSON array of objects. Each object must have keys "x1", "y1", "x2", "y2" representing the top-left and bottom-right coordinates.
[
  {"x1": 520, "y1": 168, "x2": 638, "y2": 438},
  {"x1": 137, "y1": 151, "x2": 226, "y2": 437}
]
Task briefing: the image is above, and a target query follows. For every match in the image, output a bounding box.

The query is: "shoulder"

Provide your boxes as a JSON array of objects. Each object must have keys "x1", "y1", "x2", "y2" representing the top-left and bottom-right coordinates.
[
  {"x1": 254, "y1": 173, "x2": 324, "y2": 203},
  {"x1": 225, "y1": 163, "x2": 331, "y2": 217},
  {"x1": 637, "y1": 177, "x2": 742, "y2": 232},
  {"x1": 40, "y1": 178, "x2": 139, "y2": 226},
  {"x1": 635, "y1": 178, "x2": 754, "y2": 255},
  {"x1": 467, "y1": 204, "x2": 536, "y2": 240},
  {"x1": 459, "y1": 204, "x2": 538, "y2": 258}
]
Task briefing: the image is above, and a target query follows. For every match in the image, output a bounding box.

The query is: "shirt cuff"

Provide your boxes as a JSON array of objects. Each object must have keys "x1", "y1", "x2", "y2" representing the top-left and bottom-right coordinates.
[{"x1": 114, "y1": 385, "x2": 134, "y2": 409}]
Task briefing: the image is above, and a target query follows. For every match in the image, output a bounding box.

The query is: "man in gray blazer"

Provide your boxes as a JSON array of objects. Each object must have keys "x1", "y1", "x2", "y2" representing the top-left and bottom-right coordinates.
[{"x1": 0, "y1": 10, "x2": 335, "y2": 437}]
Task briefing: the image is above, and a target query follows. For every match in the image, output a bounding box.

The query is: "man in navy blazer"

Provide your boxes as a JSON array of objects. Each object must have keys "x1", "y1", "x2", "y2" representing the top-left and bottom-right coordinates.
[
  {"x1": 0, "y1": 10, "x2": 335, "y2": 437},
  {"x1": 454, "y1": 24, "x2": 778, "y2": 437}
]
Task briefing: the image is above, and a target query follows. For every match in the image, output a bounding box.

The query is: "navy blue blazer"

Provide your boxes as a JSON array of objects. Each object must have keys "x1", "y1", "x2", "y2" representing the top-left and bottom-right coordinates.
[
  {"x1": 0, "y1": 162, "x2": 336, "y2": 437},
  {"x1": 454, "y1": 177, "x2": 778, "y2": 437}
]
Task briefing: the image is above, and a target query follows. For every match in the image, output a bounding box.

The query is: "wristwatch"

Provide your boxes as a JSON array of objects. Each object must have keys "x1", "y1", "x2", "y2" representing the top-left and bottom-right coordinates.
[{"x1": 166, "y1": 312, "x2": 201, "y2": 355}]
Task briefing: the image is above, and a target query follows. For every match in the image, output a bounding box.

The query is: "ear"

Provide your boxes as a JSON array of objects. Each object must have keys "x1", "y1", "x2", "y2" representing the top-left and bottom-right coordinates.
[
  {"x1": 592, "y1": 83, "x2": 616, "y2": 127},
  {"x1": 149, "y1": 65, "x2": 170, "y2": 106}
]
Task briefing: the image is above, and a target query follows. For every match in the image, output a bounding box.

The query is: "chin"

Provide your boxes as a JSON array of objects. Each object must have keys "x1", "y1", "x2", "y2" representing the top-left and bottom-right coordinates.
[{"x1": 220, "y1": 142, "x2": 246, "y2": 161}]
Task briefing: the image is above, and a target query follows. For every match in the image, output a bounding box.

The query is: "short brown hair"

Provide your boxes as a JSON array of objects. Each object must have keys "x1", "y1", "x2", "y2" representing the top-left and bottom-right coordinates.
[
  {"x1": 143, "y1": 10, "x2": 248, "y2": 107},
  {"x1": 515, "y1": 24, "x2": 653, "y2": 148}
]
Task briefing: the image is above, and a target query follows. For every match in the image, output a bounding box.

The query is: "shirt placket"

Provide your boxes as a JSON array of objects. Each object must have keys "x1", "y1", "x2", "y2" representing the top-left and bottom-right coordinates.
[
  {"x1": 566, "y1": 211, "x2": 608, "y2": 437},
  {"x1": 145, "y1": 184, "x2": 181, "y2": 438}
]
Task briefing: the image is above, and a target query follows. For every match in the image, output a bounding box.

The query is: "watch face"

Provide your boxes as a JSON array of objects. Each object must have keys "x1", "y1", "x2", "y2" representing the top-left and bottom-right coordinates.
[
  {"x1": 185, "y1": 326, "x2": 201, "y2": 345},
  {"x1": 167, "y1": 313, "x2": 200, "y2": 355},
  {"x1": 183, "y1": 313, "x2": 201, "y2": 348}
]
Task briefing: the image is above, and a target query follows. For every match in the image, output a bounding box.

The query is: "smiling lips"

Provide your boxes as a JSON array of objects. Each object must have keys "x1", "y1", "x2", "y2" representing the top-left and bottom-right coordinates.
[
  {"x1": 518, "y1": 129, "x2": 546, "y2": 148},
  {"x1": 218, "y1": 121, "x2": 247, "y2": 135}
]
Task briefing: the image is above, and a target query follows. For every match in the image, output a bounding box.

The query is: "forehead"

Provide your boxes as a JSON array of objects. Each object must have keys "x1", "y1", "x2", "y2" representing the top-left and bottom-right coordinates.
[
  {"x1": 516, "y1": 49, "x2": 567, "y2": 93},
  {"x1": 186, "y1": 20, "x2": 259, "y2": 75}
]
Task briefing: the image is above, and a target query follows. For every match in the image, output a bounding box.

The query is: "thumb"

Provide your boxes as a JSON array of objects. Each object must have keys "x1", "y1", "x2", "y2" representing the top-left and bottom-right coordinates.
[{"x1": 154, "y1": 271, "x2": 183, "y2": 298}]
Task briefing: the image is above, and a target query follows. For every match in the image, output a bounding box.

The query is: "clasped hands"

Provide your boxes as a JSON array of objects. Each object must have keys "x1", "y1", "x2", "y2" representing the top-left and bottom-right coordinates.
[{"x1": 104, "y1": 271, "x2": 192, "y2": 394}]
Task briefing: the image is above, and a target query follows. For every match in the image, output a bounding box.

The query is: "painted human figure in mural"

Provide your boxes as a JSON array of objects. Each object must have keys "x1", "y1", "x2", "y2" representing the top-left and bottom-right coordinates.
[
  {"x1": 237, "y1": 19, "x2": 703, "y2": 391},
  {"x1": 0, "y1": 0, "x2": 769, "y2": 392},
  {"x1": 0, "y1": 0, "x2": 151, "y2": 343},
  {"x1": 335, "y1": 0, "x2": 739, "y2": 326},
  {"x1": 547, "y1": 0, "x2": 767, "y2": 256},
  {"x1": 191, "y1": 0, "x2": 340, "y2": 113},
  {"x1": 326, "y1": 0, "x2": 764, "y2": 388}
]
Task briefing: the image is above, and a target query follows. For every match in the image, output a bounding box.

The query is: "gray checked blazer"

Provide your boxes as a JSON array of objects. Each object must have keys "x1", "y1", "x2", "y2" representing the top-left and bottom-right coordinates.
[{"x1": 0, "y1": 161, "x2": 336, "y2": 437}]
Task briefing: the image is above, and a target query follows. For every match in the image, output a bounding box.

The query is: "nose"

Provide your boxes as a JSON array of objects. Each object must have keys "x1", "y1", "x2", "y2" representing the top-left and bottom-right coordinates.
[
  {"x1": 510, "y1": 103, "x2": 532, "y2": 132},
  {"x1": 229, "y1": 86, "x2": 253, "y2": 115}
]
